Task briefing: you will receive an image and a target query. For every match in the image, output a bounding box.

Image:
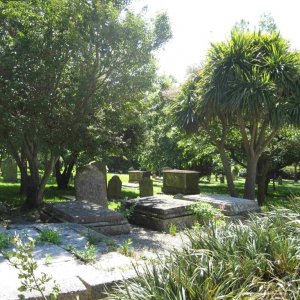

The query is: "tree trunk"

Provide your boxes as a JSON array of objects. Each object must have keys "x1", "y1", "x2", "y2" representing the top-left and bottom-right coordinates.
[
  {"x1": 218, "y1": 144, "x2": 237, "y2": 197},
  {"x1": 25, "y1": 155, "x2": 58, "y2": 208},
  {"x1": 256, "y1": 154, "x2": 271, "y2": 206},
  {"x1": 55, "y1": 155, "x2": 77, "y2": 190},
  {"x1": 294, "y1": 163, "x2": 298, "y2": 183},
  {"x1": 19, "y1": 147, "x2": 28, "y2": 195},
  {"x1": 244, "y1": 156, "x2": 258, "y2": 200}
]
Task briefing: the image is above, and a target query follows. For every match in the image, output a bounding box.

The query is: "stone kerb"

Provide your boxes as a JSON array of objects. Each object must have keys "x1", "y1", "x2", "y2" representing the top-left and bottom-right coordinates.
[
  {"x1": 2, "y1": 157, "x2": 18, "y2": 183},
  {"x1": 139, "y1": 177, "x2": 153, "y2": 197},
  {"x1": 108, "y1": 175, "x2": 122, "y2": 200},
  {"x1": 75, "y1": 164, "x2": 107, "y2": 207}
]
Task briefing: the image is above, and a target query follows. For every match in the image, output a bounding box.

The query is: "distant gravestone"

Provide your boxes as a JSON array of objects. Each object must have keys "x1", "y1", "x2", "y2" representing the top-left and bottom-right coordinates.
[
  {"x1": 108, "y1": 175, "x2": 122, "y2": 200},
  {"x1": 162, "y1": 169, "x2": 199, "y2": 194},
  {"x1": 128, "y1": 167, "x2": 135, "y2": 171},
  {"x1": 128, "y1": 170, "x2": 147, "y2": 183},
  {"x1": 2, "y1": 158, "x2": 17, "y2": 183},
  {"x1": 278, "y1": 176, "x2": 283, "y2": 185},
  {"x1": 75, "y1": 164, "x2": 107, "y2": 207},
  {"x1": 139, "y1": 178, "x2": 154, "y2": 197},
  {"x1": 90, "y1": 161, "x2": 108, "y2": 188}
]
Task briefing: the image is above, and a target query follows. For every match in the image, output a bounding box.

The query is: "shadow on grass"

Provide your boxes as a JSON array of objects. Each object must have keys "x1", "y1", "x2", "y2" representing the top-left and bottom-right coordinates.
[
  {"x1": 121, "y1": 189, "x2": 139, "y2": 199},
  {"x1": 0, "y1": 181, "x2": 24, "y2": 206}
]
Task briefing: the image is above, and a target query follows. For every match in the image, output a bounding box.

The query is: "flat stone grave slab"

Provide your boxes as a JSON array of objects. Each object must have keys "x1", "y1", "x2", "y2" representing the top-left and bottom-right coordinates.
[
  {"x1": 43, "y1": 200, "x2": 131, "y2": 235},
  {"x1": 182, "y1": 194, "x2": 260, "y2": 216},
  {"x1": 125, "y1": 195, "x2": 197, "y2": 231},
  {"x1": 0, "y1": 222, "x2": 187, "y2": 300}
]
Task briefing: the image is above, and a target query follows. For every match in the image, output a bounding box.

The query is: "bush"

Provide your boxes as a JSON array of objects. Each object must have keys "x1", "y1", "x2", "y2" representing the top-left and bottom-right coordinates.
[{"x1": 108, "y1": 210, "x2": 300, "y2": 299}]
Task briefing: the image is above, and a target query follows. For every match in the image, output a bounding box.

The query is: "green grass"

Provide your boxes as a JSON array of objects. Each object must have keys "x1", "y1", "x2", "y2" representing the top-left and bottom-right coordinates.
[{"x1": 1, "y1": 173, "x2": 300, "y2": 210}]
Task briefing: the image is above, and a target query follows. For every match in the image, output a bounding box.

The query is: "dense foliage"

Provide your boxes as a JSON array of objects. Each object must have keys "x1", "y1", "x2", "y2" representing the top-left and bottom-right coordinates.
[
  {"x1": 0, "y1": 0, "x2": 171, "y2": 206},
  {"x1": 109, "y1": 210, "x2": 300, "y2": 299}
]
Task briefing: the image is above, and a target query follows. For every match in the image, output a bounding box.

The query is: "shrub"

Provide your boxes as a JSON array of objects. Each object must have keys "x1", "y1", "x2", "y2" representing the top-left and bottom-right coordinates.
[
  {"x1": 0, "y1": 232, "x2": 11, "y2": 249},
  {"x1": 69, "y1": 242, "x2": 97, "y2": 263},
  {"x1": 118, "y1": 238, "x2": 134, "y2": 257},
  {"x1": 189, "y1": 202, "x2": 224, "y2": 225},
  {"x1": 108, "y1": 210, "x2": 300, "y2": 299}
]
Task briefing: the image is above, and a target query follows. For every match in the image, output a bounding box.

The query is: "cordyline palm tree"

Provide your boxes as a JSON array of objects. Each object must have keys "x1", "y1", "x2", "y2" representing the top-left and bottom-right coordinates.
[
  {"x1": 202, "y1": 31, "x2": 300, "y2": 200},
  {"x1": 175, "y1": 31, "x2": 300, "y2": 200},
  {"x1": 174, "y1": 74, "x2": 238, "y2": 197}
]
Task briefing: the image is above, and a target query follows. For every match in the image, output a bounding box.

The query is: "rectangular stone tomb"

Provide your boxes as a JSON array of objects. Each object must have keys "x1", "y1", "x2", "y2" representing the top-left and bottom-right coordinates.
[
  {"x1": 125, "y1": 196, "x2": 196, "y2": 232},
  {"x1": 182, "y1": 194, "x2": 261, "y2": 216},
  {"x1": 128, "y1": 170, "x2": 149, "y2": 183},
  {"x1": 162, "y1": 169, "x2": 200, "y2": 194},
  {"x1": 42, "y1": 200, "x2": 130, "y2": 235}
]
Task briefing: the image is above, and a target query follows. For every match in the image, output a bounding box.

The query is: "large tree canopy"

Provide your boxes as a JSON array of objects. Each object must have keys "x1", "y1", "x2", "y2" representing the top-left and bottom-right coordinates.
[
  {"x1": 175, "y1": 30, "x2": 300, "y2": 201},
  {"x1": 0, "y1": 0, "x2": 171, "y2": 207}
]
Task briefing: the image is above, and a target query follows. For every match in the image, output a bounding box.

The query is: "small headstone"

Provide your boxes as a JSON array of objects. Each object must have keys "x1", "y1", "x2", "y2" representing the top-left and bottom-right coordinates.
[
  {"x1": 108, "y1": 175, "x2": 122, "y2": 200},
  {"x1": 90, "y1": 161, "x2": 108, "y2": 188},
  {"x1": 278, "y1": 176, "x2": 283, "y2": 185},
  {"x1": 128, "y1": 167, "x2": 135, "y2": 171},
  {"x1": 139, "y1": 178, "x2": 153, "y2": 197},
  {"x1": 75, "y1": 164, "x2": 107, "y2": 207},
  {"x1": 2, "y1": 158, "x2": 17, "y2": 182}
]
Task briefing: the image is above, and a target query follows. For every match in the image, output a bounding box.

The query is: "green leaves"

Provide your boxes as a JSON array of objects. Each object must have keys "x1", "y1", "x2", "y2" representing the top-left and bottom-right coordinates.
[{"x1": 109, "y1": 210, "x2": 300, "y2": 299}]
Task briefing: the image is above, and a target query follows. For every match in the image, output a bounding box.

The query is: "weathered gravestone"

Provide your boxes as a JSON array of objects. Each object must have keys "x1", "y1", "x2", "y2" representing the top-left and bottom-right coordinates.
[
  {"x1": 2, "y1": 158, "x2": 17, "y2": 183},
  {"x1": 90, "y1": 161, "x2": 108, "y2": 188},
  {"x1": 108, "y1": 175, "x2": 122, "y2": 200},
  {"x1": 128, "y1": 170, "x2": 149, "y2": 183},
  {"x1": 125, "y1": 194, "x2": 260, "y2": 232},
  {"x1": 278, "y1": 176, "x2": 283, "y2": 185},
  {"x1": 75, "y1": 164, "x2": 107, "y2": 207},
  {"x1": 139, "y1": 178, "x2": 153, "y2": 197},
  {"x1": 162, "y1": 169, "x2": 200, "y2": 194}
]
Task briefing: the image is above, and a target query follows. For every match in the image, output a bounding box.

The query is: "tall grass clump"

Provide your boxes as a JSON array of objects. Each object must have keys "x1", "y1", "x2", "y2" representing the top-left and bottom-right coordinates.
[{"x1": 108, "y1": 209, "x2": 300, "y2": 299}]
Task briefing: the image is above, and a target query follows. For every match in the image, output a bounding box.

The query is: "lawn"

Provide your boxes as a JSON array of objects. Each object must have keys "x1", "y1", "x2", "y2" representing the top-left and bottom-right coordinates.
[{"x1": 0, "y1": 173, "x2": 300, "y2": 209}]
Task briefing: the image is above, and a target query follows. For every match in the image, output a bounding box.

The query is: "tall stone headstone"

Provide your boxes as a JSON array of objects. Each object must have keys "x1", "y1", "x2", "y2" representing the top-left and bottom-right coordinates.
[
  {"x1": 278, "y1": 176, "x2": 283, "y2": 185},
  {"x1": 108, "y1": 175, "x2": 122, "y2": 200},
  {"x1": 90, "y1": 161, "x2": 108, "y2": 188},
  {"x1": 2, "y1": 158, "x2": 17, "y2": 183},
  {"x1": 139, "y1": 178, "x2": 154, "y2": 197},
  {"x1": 75, "y1": 164, "x2": 107, "y2": 207}
]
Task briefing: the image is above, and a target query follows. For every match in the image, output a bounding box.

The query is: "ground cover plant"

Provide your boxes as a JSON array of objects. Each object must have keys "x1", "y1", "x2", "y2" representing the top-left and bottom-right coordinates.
[
  {"x1": 109, "y1": 209, "x2": 300, "y2": 299},
  {"x1": 38, "y1": 229, "x2": 61, "y2": 245}
]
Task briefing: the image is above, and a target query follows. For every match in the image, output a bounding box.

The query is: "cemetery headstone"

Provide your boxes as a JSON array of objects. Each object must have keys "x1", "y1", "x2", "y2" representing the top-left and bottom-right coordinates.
[
  {"x1": 90, "y1": 161, "x2": 108, "y2": 188},
  {"x1": 108, "y1": 175, "x2": 122, "y2": 200},
  {"x1": 2, "y1": 158, "x2": 17, "y2": 183},
  {"x1": 139, "y1": 177, "x2": 153, "y2": 197},
  {"x1": 75, "y1": 164, "x2": 107, "y2": 207},
  {"x1": 128, "y1": 170, "x2": 147, "y2": 183},
  {"x1": 278, "y1": 176, "x2": 283, "y2": 185},
  {"x1": 162, "y1": 169, "x2": 199, "y2": 194}
]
